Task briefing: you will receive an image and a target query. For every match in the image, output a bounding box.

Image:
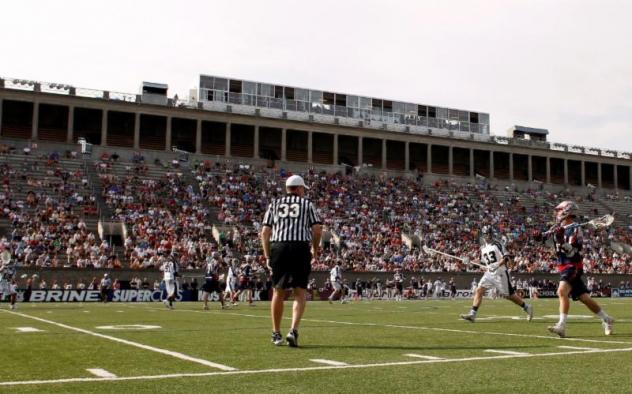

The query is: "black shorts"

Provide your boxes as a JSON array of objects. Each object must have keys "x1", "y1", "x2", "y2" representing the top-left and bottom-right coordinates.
[
  {"x1": 202, "y1": 279, "x2": 220, "y2": 293},
  {"x1": 239, "y1": 279, "x2": 252, "y2": 290},
  {"x1": 504, "y1": 270, "x2": 516, "y2": 296},
  {"x1": 559, "y1": 265, "x2": 589, "y2": 301},
  {"x1": 270, "y1": 242, "x2": 311, "y2": 289},
  {"x1": 395, "y1": 283, "x2": 403, "y2": 292}
]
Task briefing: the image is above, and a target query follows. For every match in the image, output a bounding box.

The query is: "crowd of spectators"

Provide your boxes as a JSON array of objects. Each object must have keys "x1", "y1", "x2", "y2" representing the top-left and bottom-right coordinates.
[
  {"x1": 1, "y1": 145, "x2": 631, "y2": 277},
  {"x1": 0, "y1": 148, "x2": 102, "y2": 268},
  {"x1": 195, "y1": 163, "x2": 632, "y2": 275}
]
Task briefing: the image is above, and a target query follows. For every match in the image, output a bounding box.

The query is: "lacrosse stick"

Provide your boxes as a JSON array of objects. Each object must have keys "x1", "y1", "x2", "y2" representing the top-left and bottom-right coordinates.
[
  {"x1": 577, "y1": 214, "x2": 615, "y2": 229},
  {"x1": 544, "y1": 214, "x2": 614, "y2": 236},
  {"x1": 422, "y1": 245, "x2": 488, "y2": 270}
]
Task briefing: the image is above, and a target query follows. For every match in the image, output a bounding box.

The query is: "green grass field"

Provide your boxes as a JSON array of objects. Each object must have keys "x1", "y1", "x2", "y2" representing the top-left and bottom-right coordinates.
[{"x1": 1, "y1": 298, "x2": 632, "y2": 393}]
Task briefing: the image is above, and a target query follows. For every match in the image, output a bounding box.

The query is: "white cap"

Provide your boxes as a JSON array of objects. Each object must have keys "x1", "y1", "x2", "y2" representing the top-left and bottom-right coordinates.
[{"x1": 285, "y1": 175, "x2": 309, "y2": 189}]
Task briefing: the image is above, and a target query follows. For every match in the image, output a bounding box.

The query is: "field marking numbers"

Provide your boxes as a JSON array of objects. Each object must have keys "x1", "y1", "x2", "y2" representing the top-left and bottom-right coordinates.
[
  {"x1": 2, "y1": 346, "x2": 632, "y2": 387},
  {"x1": 310, "y1": 359, "x2": 348, "y2": 366},
  {"x1": 0, "y1": 310, "x2": 236, "y2": 372},
  {"x1": 86, "y1": 369, "x2": 117, "y2": 378}
]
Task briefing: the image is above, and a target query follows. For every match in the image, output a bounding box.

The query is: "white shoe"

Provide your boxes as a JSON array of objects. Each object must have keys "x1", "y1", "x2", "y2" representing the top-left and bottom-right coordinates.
[
  {"x1": 526, "y1": 304, "x2": 534, "y2": 322},
  {"x1": 548, "y1": 324, "x2": 566, "y2": 338},
  {"x1": 603, "y1": 317, "x2": 614, "y2": 336},
  {"x1": 10, "y1": 304, "x2": 16, "y2": 310},
  {"x1": 163, "y1": 300, "x2": 170, "y2": 309},
  {"x1": 460, "y1": 313, "x2": 476, "y2": 323}
]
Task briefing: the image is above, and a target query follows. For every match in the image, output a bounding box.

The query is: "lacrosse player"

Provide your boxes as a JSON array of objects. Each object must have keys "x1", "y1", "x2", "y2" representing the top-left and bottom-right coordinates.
[
  {"x1": 328, "y1": 261, "x2": 346, "y2": 303},
  {"x1": 393, "y1": 269, "x2": 404, "y2": 302},
  {"x1": 0, "y1": 265, "x2": 17, "y2": 310},
  {"x1": 460, "y1": 226, "x2": 533, "y2": 323},
  {"x1": 224, "y1": 257, "x2": 239, "y2": 305},
  {"x1": 543, "y1": 201, "x2": 614, "y2": 337},
  {"x1": 202, "y1": 254, "x2": 225, "y2": 310},
  {"x1": 160, "y1": 252, "x2": 179, "y2": 309}
]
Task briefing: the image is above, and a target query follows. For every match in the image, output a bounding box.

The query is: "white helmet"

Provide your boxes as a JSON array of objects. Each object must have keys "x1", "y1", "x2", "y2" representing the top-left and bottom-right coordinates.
[{"x1": 554, "y1": 201, "x2": 578, "y2": 223}]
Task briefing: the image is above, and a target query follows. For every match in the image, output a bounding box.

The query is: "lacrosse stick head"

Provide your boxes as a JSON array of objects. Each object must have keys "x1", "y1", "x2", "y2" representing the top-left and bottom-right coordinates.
[
  {"x1": 589, "y1": 214, "x2": 614, "y2": 229},
  {"x1": 0, "y1": 250, "x2": 11, "y2": 265},
  {"x1": 462, "y1": 257, "x2": 470, "y2": 265},
  {"x1": 422, "y1": 245, "x2": 431, "y2": 255}
]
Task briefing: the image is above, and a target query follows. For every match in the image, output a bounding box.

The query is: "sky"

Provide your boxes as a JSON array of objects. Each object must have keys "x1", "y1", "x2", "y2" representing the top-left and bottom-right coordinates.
[{"x1": 1, "y1": 0, "x2": 631, "y2": 152}]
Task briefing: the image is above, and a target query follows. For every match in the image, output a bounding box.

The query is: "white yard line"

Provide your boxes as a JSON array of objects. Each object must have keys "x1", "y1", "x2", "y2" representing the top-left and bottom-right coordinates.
[
  {"x1": 13, "y1": 327, "x2": 44, "y2": 333},
  {"x1": 0, "y1": 310, "x2": 236, "y2": 372},
  {"x1": 484, "y1": 349, "x2": 529, "y2": 356},
  {"x1": 138, "y1": 305, "x2": 632, "y2": 346},
  {"x1": 2, "y1": 346, "x2": 632, "y2": 387},
  {"x1": 404, "y1": 354, "x2": 444, "y2": 360},
  {"x1": 309, "y1": 359, "x2": 349, "y2": 366},
  {"x1": 86, "y1": 369, "x2": 117, "y2": 378},
  {"x1": 557, "y1": 346, "x2": 601, "y2": 351}
]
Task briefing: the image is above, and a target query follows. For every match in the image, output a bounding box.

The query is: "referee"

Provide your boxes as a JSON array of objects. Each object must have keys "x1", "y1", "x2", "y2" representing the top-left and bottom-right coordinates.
[{"x1": 261, "y1": 174, "x2": 322, "y2": 347}]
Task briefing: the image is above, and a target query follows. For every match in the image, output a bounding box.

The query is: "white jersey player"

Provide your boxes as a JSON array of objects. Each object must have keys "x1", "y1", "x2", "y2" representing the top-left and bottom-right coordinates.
[
  {"x1": 160, "y1": 254, "x2": 179, "y2": 309},
  {"x1": 0, "y1": 260, "x2": 17, "y2": 309},
  {"x1": 393, "y1": 271, "x2": 404, "y2": 301},
  {"x1": 225, "y1": 258, "x2": 239, "y2": 305},
  {"x1": 460, "y1": 226, "x2": 533, "y2": 323},
  {"x1": 328, "y1": 262, "x2": 346, "y2": 303}
]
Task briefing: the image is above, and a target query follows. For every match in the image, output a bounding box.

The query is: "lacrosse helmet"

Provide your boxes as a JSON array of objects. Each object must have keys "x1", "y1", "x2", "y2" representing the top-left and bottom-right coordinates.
[
  {"x1": 481, "y1": 225, "x2": 494, "y2": 243},
  {"x1": 554, "y1": 201, "x2": 578, "y2": 223}
]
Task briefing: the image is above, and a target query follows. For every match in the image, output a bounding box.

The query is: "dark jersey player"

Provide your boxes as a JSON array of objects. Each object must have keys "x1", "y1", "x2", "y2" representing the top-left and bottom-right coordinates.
[
  {"x1": 202, "y1": 257, "x2": 225, "y2": 310},
  {"x1": 237, "y1": 261, "x2": 254, "y2": 306},
  {"x1": 543, "y1": 201, "x2": 614, "y2": 338}
]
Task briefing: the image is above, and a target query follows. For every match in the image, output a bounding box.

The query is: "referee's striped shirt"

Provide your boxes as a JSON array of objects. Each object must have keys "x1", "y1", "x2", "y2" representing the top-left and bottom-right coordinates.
[{"x1": 262, "y1": 194, "x2": 321, "y2": 242}]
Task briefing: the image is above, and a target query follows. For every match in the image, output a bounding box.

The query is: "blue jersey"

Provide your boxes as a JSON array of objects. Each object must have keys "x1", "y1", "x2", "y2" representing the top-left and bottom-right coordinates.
[{"x1": 552, "y1": 224, "x2": 583, "y2": 265}]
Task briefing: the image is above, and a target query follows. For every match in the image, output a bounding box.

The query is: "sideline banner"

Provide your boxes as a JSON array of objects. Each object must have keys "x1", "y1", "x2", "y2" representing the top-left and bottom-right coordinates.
[
  {"x1": 611, "y1": 288, "x2": 632, "y2": 298},
  {"x1": 5, "y1": 289, "x2": 270, "y2": 302}
]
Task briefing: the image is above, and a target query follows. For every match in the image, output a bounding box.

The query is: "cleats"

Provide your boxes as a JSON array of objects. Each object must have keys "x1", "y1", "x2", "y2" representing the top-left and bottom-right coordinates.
[
  {"x1": 547, "y1": 324, "x2": 566, "y2": 338},
  {"x1": 603, "y1": 317, "x2": 614, "y2": 336},
  {"x1": 286, "y1": 329, "x2": 299, "y2": 348},
  {"x1": 271, "y1": 332, "x2": 283, "y2": 346},
  {"x1": 526, "y1": 304, "x2": 534, "y2": 322},
  {"x1": 460, "y1": 313, "x2": 476, "y2": 323}
]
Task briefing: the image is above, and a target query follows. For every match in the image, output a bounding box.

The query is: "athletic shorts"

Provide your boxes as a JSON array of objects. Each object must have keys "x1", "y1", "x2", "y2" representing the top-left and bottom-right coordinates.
[
  {"x1": 225, "y1": 279, "x2": 237, "y2": 293},
  {"x1": 239, "y1": 279, "x2": 252, "y2": 290},
  {"x1": 270, "y1": 242, "x2": 311, "y2": 289},
  {"x1": 332, "y1": 281, "x2": 342, "y2": 291},
  {"x1": 478, "y1": 269, "x2": 515, "y2": 297},
  {"x1": 164, "y1": 279, "x2": 178, "y2": 296},
  {"x1": 559, "y1": 265, "x2": 589, "y2": 301},
  {"x1": 202, "y1": 279, "x2": 220, "y2": 294},
  {"x1": 395, "y1": 283, "x2": 403, "y2": 292}
]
